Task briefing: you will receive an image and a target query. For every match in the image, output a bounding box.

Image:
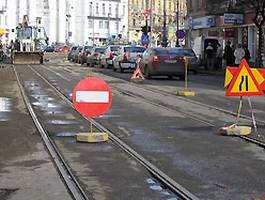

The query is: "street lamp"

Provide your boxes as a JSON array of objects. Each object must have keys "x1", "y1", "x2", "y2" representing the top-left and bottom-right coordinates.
[
  {"x1": 66, "y1": 14, "x2": 71, "y2": 45},
  {"x1": 89, "y1": 2, "x2": 95, "y2": 46},
  {"x1": 161, "y1": 0, "x2": 168, "y2": 47}
]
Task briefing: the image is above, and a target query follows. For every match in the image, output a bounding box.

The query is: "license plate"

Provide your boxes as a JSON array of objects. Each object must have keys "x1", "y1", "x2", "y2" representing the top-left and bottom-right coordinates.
[{"x1": 165, "y1": 60, "x2": 177, "y2": 63}]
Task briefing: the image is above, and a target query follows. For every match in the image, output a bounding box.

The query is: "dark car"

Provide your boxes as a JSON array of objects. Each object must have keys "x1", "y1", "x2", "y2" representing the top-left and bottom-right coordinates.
[
  {"x1": 173, "y1": 48, "x2": 199, "y2": 74},
  {"x1": 139, "y1": 47, "x2": 185, "y2": 79},
  {"x1": 87, "y1": 47, "x2": 106, "y2": 67},
  {"x1": 44, "y1": 46, "x2": 55, "y2": 52}
]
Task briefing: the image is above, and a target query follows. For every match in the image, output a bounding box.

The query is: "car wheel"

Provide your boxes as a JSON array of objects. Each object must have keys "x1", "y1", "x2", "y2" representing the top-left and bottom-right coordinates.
[
  {"x1": 193, "y1": 70, "x2": 198, "y2": 75},
  {"x1": 144, "y1": 66, "x2": 151, "y2": 79}
]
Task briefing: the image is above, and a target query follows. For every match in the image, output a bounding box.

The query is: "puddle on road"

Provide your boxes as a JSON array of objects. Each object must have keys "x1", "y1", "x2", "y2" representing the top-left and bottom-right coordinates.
[
  {"x1": 0, "y1": 97, "x2": 11, "y2": 112},
  {"x1": 56, "y1": 132, "x2": 77, "y2": 137},
  {"x1": 24, "y1": 81, "x2": 41, "y2": 91},
  {"x1": 47, "y1": 119, "x2": 79, "y2": 125},
  {"x1": 146, "y1": 178, "x2": 180, "y2": 200},
  {"x1": 0, "y1": 97, "x2": 12, "y2": 122}
]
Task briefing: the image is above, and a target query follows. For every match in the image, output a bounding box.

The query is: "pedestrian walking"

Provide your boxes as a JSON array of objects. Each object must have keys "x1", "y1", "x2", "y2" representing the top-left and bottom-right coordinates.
[
  {"x1": 243, "y1": 45, "x2": 251, "y2": 64},
  {"x1": 223, "y1": 41, "x2": 234, "y2": 66},
  {"x1": 234, "y1": 44, "x2": 245, "y2": 66},
  {"x1": 205, "y1": 42, "x2": 214, "y2": 70},
  {"x1": 216, "y1": 43, "x2": 223, "y2": 70}
]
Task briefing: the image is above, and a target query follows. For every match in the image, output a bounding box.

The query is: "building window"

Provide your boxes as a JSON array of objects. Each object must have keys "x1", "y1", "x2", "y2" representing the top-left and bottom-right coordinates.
[
  {"x1": 109, "y1": 4, "x2": 112, "y2": 15},
  {"x1": 133, "y1": 18, "x2": 136, "y2": 26},
  {"x1": 96, "y1": 3, "x2": 99, "y2": 14},
  {"x1": 115, "y1": 21, "x2": 119, "y2": 30},
  {"x1": 89, "y1": 4, "x2": 93, "y2": 15},
  {"x1": 115, "y1": 4, "x2": 119, "y2": 18},
  {"x1": 105, "y1": 21, "x2": 109, "y2": 29},
  {"x1": 123, "y1": 5, "x2": 125, "y2": 16},
  {"x1": 102, "y1": 3, "x2": 105, "y2": 15},
  {"x1": 88, "y1": 20, "x2": 93, "y2": 28},
  {"x1": 99, "y1": 21, "x2": 103, "y2": 29}
]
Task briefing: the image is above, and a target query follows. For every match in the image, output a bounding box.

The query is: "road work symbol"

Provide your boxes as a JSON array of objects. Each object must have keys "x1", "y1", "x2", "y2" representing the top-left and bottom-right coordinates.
[
  {"x1": 130, "y1": 66, "x2": 145, "y2": 82},
  {"x1": 226, "y1": 58, "x2": 263, "y2": 96}
]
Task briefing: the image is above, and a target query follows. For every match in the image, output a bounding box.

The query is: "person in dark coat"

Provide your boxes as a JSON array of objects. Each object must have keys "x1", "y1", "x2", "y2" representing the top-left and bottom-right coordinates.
[
  {"x1": 223, "y1": 41, "x2": 234, "y2": 66},
  {"x1": 243, "y1": 45, "x2": 251, "y2": 64}
]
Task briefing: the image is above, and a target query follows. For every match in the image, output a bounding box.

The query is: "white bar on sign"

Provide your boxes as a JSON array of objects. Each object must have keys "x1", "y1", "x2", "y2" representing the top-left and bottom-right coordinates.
[{"x1": 76, "y1": 91, "x2": 109, "y2": 103}]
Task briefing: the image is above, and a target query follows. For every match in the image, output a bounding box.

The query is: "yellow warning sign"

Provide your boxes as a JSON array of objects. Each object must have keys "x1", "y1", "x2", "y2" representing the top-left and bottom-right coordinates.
[
  {"x1": 226, "y1": 59, "x2": 263, "y2": 96},
  {"x1": 224, "y1": 68, "x2": 233, "y2": 88}
]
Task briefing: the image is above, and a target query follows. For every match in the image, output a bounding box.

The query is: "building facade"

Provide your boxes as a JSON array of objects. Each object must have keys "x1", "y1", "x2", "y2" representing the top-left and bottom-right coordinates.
[
  {"x1": 0, "y1": 0, "x2": 128, "y2": 45},
  {"x1": 128, "y1": 0, "x2": 187, "y2": 46},
  {"x1": 186, "y1": 0, "x2": 265, "y2": 67},
  {"x1": 82, "y1": 0, "x2": 128, "y2": 45}
]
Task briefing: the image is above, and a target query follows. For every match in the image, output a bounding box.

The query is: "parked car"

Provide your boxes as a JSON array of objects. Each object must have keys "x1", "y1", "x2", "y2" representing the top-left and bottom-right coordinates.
[
  {"x1": 86, "y1": 47, "x2": 107, "y2": 67},
  {"x1": 112, "y1": 46, "x2": 146, "y2": 72},
  {"x1": 78, "y1": 46, "x2": 93, "y2": 64},
  {"x1": 100, "y1": 45, "x2": 121, "y2": 68},
  {"x1": 139, "y1": 47, "x2": 186, "y2": 79},
  {"x1": 67, "y1": 46, "x2": 79, "y2": 61},
  {"x1": 173, "y1": 48, "x2": 200, "y2": 74},
  {"x1": 44, "y1": 45, "x2": 55, "y2": 52},
  {"x1": 55, "y1": 46, "x2": 70, "y2": 52}
]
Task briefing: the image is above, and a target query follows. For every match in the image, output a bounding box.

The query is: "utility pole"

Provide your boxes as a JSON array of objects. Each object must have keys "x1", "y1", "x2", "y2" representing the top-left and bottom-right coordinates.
[
  {"x1": 161, "y1": 0, "x2": 168, "y2": 47},
  {"x1": 149, "y1": 0, "x2": 154, "y2": 46},
  {"x1": 176, "y1": 0, "x2": 179, "y2": 47},
  {"x1": 90, "y1": 2, "x2": 95, "y2": 46}
]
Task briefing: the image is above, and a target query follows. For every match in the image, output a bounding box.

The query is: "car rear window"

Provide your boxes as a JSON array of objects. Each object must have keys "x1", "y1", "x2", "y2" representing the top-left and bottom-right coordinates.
[
  {"x1": 154, "y1": 49, "x2": 169, "y2": 55},
  {"x1": 124, "y1": 47, "x2": 146, "y2": 53},
  {"x1": 169, "y1": 49, "x2": 196, "y2": 56},
  {"x1": 110, "y1": 46, "x2": 120, "y2": 51},
  {"x1": 95, "y1": 48, "x2": 106, "y2": 53},
  {"x1": 84, "y1": 46, "x2": 92, "y2": 50}
]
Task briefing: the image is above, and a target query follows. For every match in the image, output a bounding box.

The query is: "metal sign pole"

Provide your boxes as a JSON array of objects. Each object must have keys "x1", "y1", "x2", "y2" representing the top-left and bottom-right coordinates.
[
  {"x1": 235, "y1": 96, "x2": 243, "y2": 125},
  {"x1": 247, "y1": 96, "x2": 258, "y2": 134}
]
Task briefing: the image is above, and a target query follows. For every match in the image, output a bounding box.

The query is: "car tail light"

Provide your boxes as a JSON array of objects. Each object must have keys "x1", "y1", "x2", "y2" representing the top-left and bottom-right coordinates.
[
  {"x1": 153, "y1": 56, "x2": 159, "y2": 62},
  {"x1": 123, "y1": 53, "x2": 128, "y2": 61},
  {"x1": 94, "y1": 52, "x2": 98, "y2": 57},
  {"x1": 83, "y1": 51, "x2": 88, "y2": 56},
  {"x1": 179, "y1": 57, "x2": 185, "y2": 63}
]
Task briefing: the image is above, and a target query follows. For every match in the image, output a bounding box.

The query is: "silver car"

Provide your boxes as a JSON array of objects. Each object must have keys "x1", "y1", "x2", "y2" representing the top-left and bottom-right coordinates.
[{"x1": 112, "y1": 46, "x2": 146, "y2": 72}]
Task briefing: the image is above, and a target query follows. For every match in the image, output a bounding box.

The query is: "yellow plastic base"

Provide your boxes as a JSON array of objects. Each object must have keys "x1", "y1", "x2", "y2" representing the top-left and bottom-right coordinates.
[
  {"x1": 219, "y1": 124, "x2": 251, "y2": 136},
  {"x1": 76, "y1": 132, "x2": 109, "y2": 143},
  {"x1": 176, "y1": 91, "x2": 196, "y2": 96}
]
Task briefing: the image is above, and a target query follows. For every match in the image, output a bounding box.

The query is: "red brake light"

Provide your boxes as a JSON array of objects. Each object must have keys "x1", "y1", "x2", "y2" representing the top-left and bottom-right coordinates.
[
  {"x1": 123, "y1": 53, "x2": 128, "y2": 61},
  {"x1": 153, "y1": 56, "x2": 159, "y2": 62},
  {"x1": 83, "y1": 51, "x2": 88, "y2": 56},
  {"x1": 94, "y1": 52, "x2": 98, "y2": 56}
]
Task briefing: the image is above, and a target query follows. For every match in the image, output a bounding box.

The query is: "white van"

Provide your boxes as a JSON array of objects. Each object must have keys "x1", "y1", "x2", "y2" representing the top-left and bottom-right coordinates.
[{"x1": 193, "y1": 36, "x2": 222, "y2": 66}]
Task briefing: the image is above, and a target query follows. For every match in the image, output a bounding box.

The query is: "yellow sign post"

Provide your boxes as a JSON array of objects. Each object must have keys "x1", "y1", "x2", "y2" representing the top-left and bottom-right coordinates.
[{"x1": 176, "y1": 57, "x2": 196, "y2": 96}]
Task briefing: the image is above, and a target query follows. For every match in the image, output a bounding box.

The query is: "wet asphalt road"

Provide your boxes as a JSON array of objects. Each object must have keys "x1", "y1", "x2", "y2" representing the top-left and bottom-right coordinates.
[
  {"x1": 27, "y1": 59, "x2": 265, "y2": 200},
  {"x1": 2, "y1": 52, "x2": 265, "y2": 200},
  {"x1": 15, "y1": 64, "x2": 181, "y2": 200}
]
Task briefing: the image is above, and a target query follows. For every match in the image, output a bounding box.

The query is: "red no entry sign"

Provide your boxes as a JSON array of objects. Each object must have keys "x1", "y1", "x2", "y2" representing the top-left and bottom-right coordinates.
[{"x1": 72, "y1": 77, "x2": 112, "y2": 118}]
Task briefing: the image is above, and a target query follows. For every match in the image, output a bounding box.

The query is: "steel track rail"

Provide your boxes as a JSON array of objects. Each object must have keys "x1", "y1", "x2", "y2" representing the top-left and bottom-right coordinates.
[
  {"x1": 41, "y1": 65, "x2": 265, "y2": 148},
  {"x1": 13, "y1": 65, "x2": 90, "y2": 200},
  {"x1": 28, "y1": 66, "x2": 199, "y2": 200}
]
